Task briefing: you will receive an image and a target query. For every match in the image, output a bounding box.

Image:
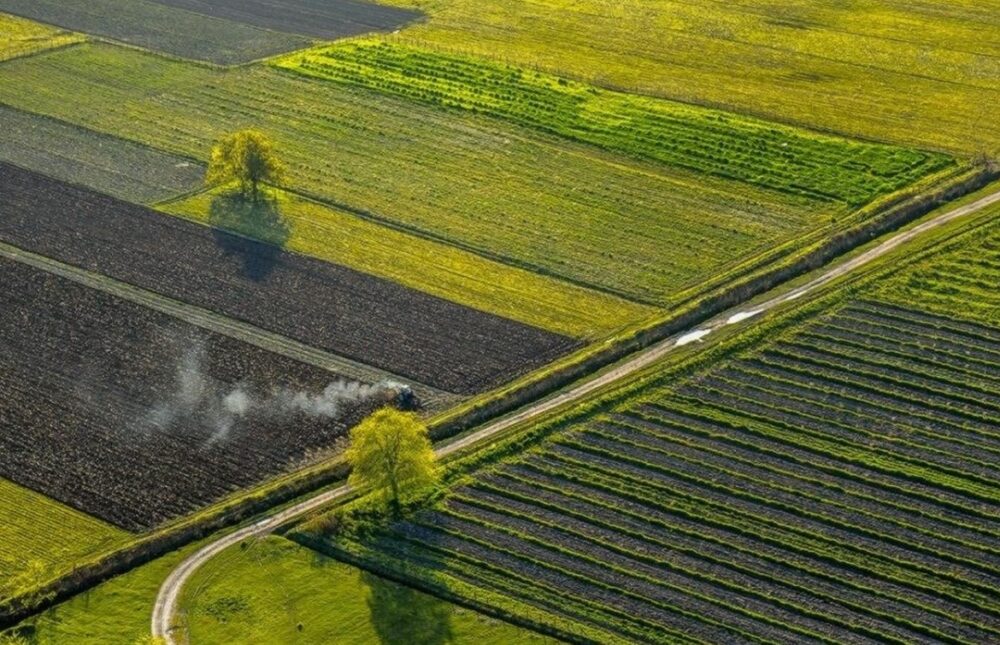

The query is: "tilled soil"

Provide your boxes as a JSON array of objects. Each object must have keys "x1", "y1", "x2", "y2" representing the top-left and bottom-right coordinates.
[
  {"x1": 149, "y1": 0, "x2": 421, "y2": 40},
  {"x1": 0, "y1": 257, "x2": 383, "y2": 531},
  {"x1": 0, "y1": 163, "x2": 578, "y2": 395}
]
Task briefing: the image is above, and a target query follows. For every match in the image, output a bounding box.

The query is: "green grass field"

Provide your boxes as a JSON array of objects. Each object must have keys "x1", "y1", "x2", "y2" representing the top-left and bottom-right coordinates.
[
  {"x1": 0, "y1": 12, "x2": 82, "y2": 62},
  {"x1": 0, "y1": 41, "x2": 948, "y2": 312},
  {"x1": 379, "y1": 0, "x2": 1000, "y2": 156},
  {"x1": 276, "y1": 39, "x2": 951, "y2": 207},
  {"x1": 162, "y1": 187, "x2": 652, "y2": 337},
  {"x1": 4, "y1": 538, "x2": 210, "y2": 644},
  {"x1": 0, "y1": 479, "x2": 130, "y2": 603},
  {"x1": 178, "y1": 535, "x2": 555, "y2": 644},
  {"x1": 293, "y1": 208, "x2": 1000, "y2": 643}
]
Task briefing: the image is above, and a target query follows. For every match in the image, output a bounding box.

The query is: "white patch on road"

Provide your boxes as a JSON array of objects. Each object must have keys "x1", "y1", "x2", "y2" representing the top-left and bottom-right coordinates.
[
  {"x1": 726, "y1": 309, "x2": 762, "y2": 325},
  {"x1": 675, "y1": 329, "x2": 712, "y2": 346}
]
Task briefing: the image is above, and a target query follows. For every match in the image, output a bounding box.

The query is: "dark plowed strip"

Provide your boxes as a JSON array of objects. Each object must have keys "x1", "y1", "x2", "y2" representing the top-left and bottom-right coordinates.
[
  {"x1": 0, "y1": 162, "x2": 578, "y2": 394},
  {"x1": 631, "y1": 405, "x2": 1000, "y2": 534},
  {"x1": 802, "y1": 324, "x2": 1000, "y2": 383},
  {"x1": 148, "y1": 0, "x2": 421, "y2": 40},
  {"x1": 544, "y1": 443, "x2": 1000, "y2": 593},
  {"x1": 685, "y1": 377, "x2": 1000, "y2": 486},
  {"x1": 847, "y1": 301, "x2": 1000, "y2": 346},
  {"x1": 390, "y1": 520, "x2": 759, "y2": 644},
  {"x1": 485, "y1": 469, "x2": 1000, "y2": 639},
  {"x1": 571, "y1": 428, "x2": 1000, "y2": 576},
  {"x1": 605, "y1": 415, "x2": 1000, "y2": 550},
  {"x1": 518, "y1": 455, "x2": 1000, "y2": 617},
  {"x1": 454, "y1": 485, "x2": 946, "y2": 643}
]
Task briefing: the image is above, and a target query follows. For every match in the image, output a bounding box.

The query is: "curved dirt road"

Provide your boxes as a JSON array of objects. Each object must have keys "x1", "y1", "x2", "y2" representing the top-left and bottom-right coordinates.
[{"x1": 153, "y1": 187, "x2": 1000, "y2": 643}]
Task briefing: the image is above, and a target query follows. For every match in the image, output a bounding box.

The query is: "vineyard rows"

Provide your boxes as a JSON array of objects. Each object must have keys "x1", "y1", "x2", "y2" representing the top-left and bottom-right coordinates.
[
  {"x1": 318, "y1": 298, "x2": 1000, "y2": 643},
  {"x1": 276, "y1": 40, "x2": 952, "y2": 206}
]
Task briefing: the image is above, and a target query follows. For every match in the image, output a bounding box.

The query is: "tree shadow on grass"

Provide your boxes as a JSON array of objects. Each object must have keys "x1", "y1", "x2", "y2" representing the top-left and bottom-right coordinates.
[
  {"x1": 361, "y1": 569, "x2": 455, "y2": 645},
  {"x1": 208, "y1": 190, "x2": 291, "y2": 282}
]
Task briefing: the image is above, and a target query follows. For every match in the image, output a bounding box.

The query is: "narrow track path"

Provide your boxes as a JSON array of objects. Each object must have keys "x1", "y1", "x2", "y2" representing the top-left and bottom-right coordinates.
[{"x1": 152, "y1": 187, "x2": 1000, "y2": 642}]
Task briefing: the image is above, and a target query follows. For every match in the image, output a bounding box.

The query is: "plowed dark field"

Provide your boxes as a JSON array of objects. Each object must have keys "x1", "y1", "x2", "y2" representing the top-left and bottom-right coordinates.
[
  {"x1": 0, "y1": 163, "x2": 578, "y2": 395},
  {"x1": 150, "y1": 0, "x2": 421, "y2": 40},
  {"x1": 0, "y1": 257, "x2": 387, "y2": 531}
]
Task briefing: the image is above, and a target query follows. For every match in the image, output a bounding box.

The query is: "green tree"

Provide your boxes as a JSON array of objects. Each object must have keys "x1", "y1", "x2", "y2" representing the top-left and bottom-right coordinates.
[
  {"x1": 206, "y1": 129, "x2": 285, "y2": 199},
  {"x1": 346, "y1": 408, "x2": 438, "y2": 513}
]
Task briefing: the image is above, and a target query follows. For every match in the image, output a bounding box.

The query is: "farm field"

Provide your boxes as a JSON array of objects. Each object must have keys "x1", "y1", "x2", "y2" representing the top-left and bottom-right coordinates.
[
  {"x1": 0, "y1": 0, "x2": 311, "y2": 65},
  {"x1": 0, "y1": 163, "x2": 575, "y2": 395},
  {"x1": 0, "y1": 44, "x2": 951, "y2": 307},
  {"x1": 179, "y1": 536, "x2": 555, "y2": 644},
  {"x1": 0, "y1": 254, "x2": 404, "y2": 532},
  {"x1": 162, "y1": 187, "x2": 650, "y2": 338},
  {"x1": 150, "y1": 0, "x2": 421, "y2": 41},
  {"x1": 0, "y1": 479, "x2": 130, "y2": 602},
  {"x1": 276, "y1": 39, "x2": 951, "y2": 207},
  {"x1": 378, "y1": 0, "x2": 1000, "y2": 155},
  {"x1": 0, "y1": 106, "x2": 204, "y2": 203},
  {"x1": 295, "y1": 213, "x2": 1000, "y2": 643},
  {"x1": 0, "y1": 12, "x2": 82, "y2": 62}
]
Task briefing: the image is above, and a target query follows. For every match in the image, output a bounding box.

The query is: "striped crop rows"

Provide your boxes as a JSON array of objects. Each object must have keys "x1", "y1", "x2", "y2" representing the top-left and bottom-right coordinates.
[
  {"x1": 329, "y1": 300, "x2": 1000, "y2": 643},
  {"x1": 275, "y1": 40, "x2": 952, "y2": 206}
]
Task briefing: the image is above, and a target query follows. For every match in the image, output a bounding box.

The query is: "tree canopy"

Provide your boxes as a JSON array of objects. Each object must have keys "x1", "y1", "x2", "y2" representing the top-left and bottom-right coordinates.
[
  {"x1": 346, "y1": 408, "x2": 438, "y2": 512},
  {"x1": 206, "y1": 129, "x2": 284, "y2": 199}
]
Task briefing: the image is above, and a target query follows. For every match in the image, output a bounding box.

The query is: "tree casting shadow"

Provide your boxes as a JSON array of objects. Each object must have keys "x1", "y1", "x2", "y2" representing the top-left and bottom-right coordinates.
[
  {"x1": 208, "y1": 190, "x2": 291, "y2": 282},
  {"x1": 361, "y1": 570, "x2": 455, "y2": 645}
]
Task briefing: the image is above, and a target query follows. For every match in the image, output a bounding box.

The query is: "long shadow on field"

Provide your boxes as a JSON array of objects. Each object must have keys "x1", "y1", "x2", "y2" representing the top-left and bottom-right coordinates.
[
  {"x1": 361, "y1": 569, "x2": 455, "y2": 644},
  {"x1": 209, "y1": 191, "x2": 291, "y2": 282}
]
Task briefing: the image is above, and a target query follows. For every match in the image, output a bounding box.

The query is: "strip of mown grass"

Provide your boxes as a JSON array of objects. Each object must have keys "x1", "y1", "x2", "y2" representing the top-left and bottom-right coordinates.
[
  {"x1": 0, "y1": 479, "x2": 130, "y2": 603},
  {"x1": 0, "y1": 106, "x2": 203, "y2": 204},
  {"x1": 375, "y1": 0, "x2": 1000, "y2": 156},
  {"x1": 0, "y1": 12, "x2": 82, "y2": 62},
  {"x1": 294, "y1": 215, "x2": 1000, "y2": 643},
  {"x1": 162, "y1": 187, "x2": 651, "y2": 338},
  {"x1": 275, "y1": 39, "x2": 951, "y2": 207},
  {"x1": 0, "y1": 42, "x2": 854, "y2": 307}
]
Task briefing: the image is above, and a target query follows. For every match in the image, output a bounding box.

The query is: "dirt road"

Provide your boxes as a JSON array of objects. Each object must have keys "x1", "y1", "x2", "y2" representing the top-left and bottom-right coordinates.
[{"x1": 152, "y1": 187, "x2": 1000, "y2": 643}]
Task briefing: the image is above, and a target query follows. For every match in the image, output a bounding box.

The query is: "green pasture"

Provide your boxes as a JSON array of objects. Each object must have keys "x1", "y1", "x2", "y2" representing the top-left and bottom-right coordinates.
[
  {"x1": 380, "y1": 0, "x2": 1000, "y2": 156},
  {"x1": 162, "y1": 187, "x2": 651, "y2": 337},
  {"x1": 0, "y1": 479, "x2": 130, "y2": 604},
  {"x1": 178, "y1": 535, "x2": 555, "y2": 644}
]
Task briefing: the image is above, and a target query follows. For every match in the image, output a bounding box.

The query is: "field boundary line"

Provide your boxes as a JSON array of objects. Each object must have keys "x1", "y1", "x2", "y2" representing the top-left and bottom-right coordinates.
[
  {"x1": 0, "y1": 240, "x2": 453, "y2": 404},
  {"x1": 151, "y1": 184, "x2": 1000, "y2": 644}
]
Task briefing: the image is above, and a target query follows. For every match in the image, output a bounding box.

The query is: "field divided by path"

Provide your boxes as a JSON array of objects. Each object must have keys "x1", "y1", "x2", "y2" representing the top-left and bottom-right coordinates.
[
  {"x1": 0, "y1": 163, "x2": 575, "y2": 394},
  {"x1": 0, "y1": 254, "x2": 394, "y2": 532},
  {"x1": 0, "y1": 12, "x2": 83, "y2": 62},
  {"x1": 0, "y1": 42, "x2": 938, "y2": 309},
  {"x1": 377, "y1": 0, "x2": 1000, "y2": 155},
  {"x1": 300, "y1": 216, "x2": 1000, "y2": 643}
]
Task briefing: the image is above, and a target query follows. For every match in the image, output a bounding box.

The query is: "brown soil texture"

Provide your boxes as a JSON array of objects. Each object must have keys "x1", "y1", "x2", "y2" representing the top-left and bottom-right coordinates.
[
  {"x1": 149, "y1": 0, "x2": 421, "y2": 40},
  {"x1": 0, "y1": 162, "x2": 579, "y2": 395},
  {"x1": 0, "y1": 256, "x2": 387, "y2": 532}
]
